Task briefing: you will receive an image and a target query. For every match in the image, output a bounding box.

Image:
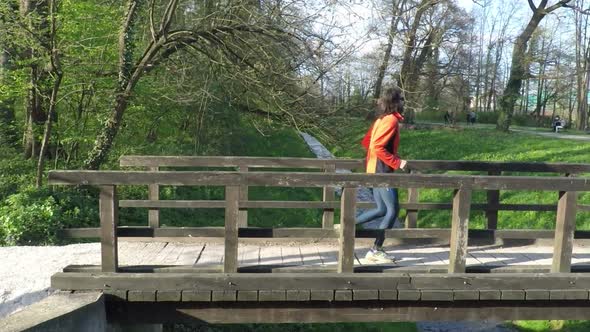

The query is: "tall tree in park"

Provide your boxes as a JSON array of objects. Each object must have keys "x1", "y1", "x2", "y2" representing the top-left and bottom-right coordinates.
[
  {"x1": 574, "y1": 0, "x2": 590, "y2": 130},
  {"x1": 496, "y1": 0, "x2": 571, "y2": 131},
  {"x1": 83, "y1": 0, "x2": 302, "y2": 169}
]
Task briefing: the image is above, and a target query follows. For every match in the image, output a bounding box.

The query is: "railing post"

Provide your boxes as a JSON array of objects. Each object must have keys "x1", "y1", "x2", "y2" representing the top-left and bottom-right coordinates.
[
  {"x1": 238, "y1": 165, "x2": 248, "y2": 228},
  {"x1": 485, "y1": 170, "x2": 501, "y2": 230},
  {"x1": 100, "y1": 185, "x2": 118, "y2": 272},
  {"x1": 338, "y1": 187, "x2": 357, "y2": 273},
  {"x1": 552, "y1": 191, "x2": 577, "y2": 273},
  {"x1": 405, "y1": 170, "x2": 419, "y2": 228},
  {"x1": 449, "y1": 187, "x2": 472, "y2": 273},
  {"x1": 224, "y1": 186, "x2": 240, "y2": 273},
  {"x1": 322, "y1": 164, "x2": 336, "y2": 229},
  {"x1": 148, "y1": 166, "x2": 159, "y2": 229}
]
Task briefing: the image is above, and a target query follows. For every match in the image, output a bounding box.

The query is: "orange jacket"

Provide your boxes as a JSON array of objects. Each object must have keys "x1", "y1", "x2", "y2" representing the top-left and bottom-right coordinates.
[{"x1": 362, "y1": 113, "x2": 403, "y2": 173}]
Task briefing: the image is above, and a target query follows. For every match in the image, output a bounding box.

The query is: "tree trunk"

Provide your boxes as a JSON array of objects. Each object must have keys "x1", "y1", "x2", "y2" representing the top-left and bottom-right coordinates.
[
  {"x1": 496, "y1": 0, "x2": 571, "y2": 131},
  {"x1": 373, "y1": 0, "x2": 405, "y2": 100}
]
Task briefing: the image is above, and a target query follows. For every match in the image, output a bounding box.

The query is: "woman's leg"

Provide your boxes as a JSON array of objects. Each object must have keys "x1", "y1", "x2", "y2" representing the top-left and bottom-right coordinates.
[
  {"x1": 356, "y1": 188, "x2": 386, "y2": 225},
  {"x1": 373, "y1": 188, "x2": 400, "y2": 249}
]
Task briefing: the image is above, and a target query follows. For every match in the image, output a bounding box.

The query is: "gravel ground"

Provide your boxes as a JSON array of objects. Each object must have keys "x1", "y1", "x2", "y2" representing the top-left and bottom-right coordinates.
[{"x1": 0, "y1": 243, "x2": 101, "y2": 319}]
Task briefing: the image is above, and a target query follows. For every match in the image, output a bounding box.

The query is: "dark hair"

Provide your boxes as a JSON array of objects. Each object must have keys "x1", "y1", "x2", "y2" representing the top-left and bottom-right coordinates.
[{"x1": 377, "y1": 86, "x2": 404, "y2": 118}]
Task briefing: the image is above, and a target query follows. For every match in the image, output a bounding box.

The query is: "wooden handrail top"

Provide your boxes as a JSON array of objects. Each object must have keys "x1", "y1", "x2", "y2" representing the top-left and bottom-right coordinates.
[
  {"x1": 48, "y1": 170, "x2": 590, "y2": 191},
  {"x1": 119, "y1": 155, "x2": 362, "y2": 169},
  {"x1": 119, "y1": 155, "x2": 590, "y2": 173}
]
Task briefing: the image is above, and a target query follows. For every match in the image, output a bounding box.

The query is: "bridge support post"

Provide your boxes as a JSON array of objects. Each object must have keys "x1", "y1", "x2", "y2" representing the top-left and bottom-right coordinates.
[
  {"x1": 238, "y1": 165, "x2": 248, "y2": 228},
  {"x1": 552, "y1": 191, "x2": 577, "y2": 273},
  {"x1": 148, "y1": 166, "x2": 159, "y2": 229},
  {"x1": 485, "y1": 170, "x2": 501, "y2": 230},
  {"x1": 405, "y1": 170, "x2": 419, "y2": 228},
  {"x1": 322, "y1": 164, "x2": 336, "y2": 229},
  {"x1": 338, "y1": 187, "x2": 357, "y2": 273},
  {"x1": 449, "y1": 187, "x2": 471, "y2": 273},
  {"x1": 100, "y1": 185, "x2": 118, "y2": 272},
  {"x1": 225, "y1": 186, "x2": 240, "y2": 273}
]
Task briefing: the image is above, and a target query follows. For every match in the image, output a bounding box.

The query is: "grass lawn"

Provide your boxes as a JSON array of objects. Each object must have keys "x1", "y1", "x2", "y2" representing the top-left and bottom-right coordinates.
[{"x1": 321, "y1": 117, "x2": 590, "y2": 230}]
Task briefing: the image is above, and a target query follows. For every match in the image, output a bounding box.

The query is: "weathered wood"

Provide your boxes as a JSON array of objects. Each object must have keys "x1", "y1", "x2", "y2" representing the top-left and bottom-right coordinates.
[
  {"x1": 449, "y1": 188, "x2": 472, "y2": 273},
  {"x1": 238, "y1": 165, "x2": 248, "y2": 228},
  {"x1": 397, "y1": 290, "x2": 421, "y2": 301},
  {"x1": 100, "y1": 186, "x2": 118, "y2": 272},
  {"x1": 338, "y1": 188, "x2": 357, "y2": 273},
  {"x1": 310, "y1": 290, "x2": 334, "y2": 301},
  {"x1": 549, "y1": 290, "x2": 589, "y2": 300},
  {"x1": 259, "y1": 290, "x2": 286, "y2": 302},
  {"x1": 224, "y1": 186, "x2": 240, "y2": 273},
  {"x1": 148, "y1": 167, "x2": 159, "y2": 229},
  {"x1": 485, "y1": 171, "x2": 501, "y2": 230},
  {"x1": 212, "y1": 290, "x2": 237, "y2": 302},
  {"x1": 525, "y1": 290, "x2": 549, "y2": 300},
  {"x1": 379, "y1": 290, "x2": 397, "y2": 300},
  {"x1": 322, "y1": 164, "x2": 336, "y2": 229},
  {"x1": 479, "y1": 290, "x2": 501, "y2": 300},
  {"x1": 353, "y1": 290, "x2": 379, "y2": 300},
  {"x1": 552, "y1": 191, "x2": 577, "y2": 273},
  {"x1": 128, "y1": 290, "x2": 156, "y2": 302},
  {"x1": 334, "y1": 290, "x2": 353, "y2": 301},
  {"x1": 182, "y1": 290, "x2": 211, "y2": 302},
  {"x1": 453, "y1": 290, "x2": 479, "y2": 300},
  {"x1": 156, "y1": 290, "x2": 181, "y2": 302},
  {"x1": 47, "y1": 171, "x2": 590, "y2": 192},
  {"x1": 405, "y1": 170, "x2": 420, "y2": 228},
  {"x1": 237, "y1": 290, "x2": 258, "y2": 302},
  {"x1": 421, "y1": 290, "x2": 453, "y2": 301},
  {"x1": 286, "y1": 290, "x2": 311, "y2": 301},
  {"x1": 501, "y1": 290, "x2": 525, "y2": 300}
]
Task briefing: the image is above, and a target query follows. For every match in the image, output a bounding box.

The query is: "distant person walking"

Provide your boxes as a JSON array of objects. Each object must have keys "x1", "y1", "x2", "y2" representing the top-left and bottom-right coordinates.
[
  {"x1": 443, "y1": 111, "x2": 451, "y2": 124},
  {"x1": 358, "y1": 86, "x2": 407, "y2": 263},
  {"x1": 468, "y1": 110, "x2": 476, "y2": 125}
]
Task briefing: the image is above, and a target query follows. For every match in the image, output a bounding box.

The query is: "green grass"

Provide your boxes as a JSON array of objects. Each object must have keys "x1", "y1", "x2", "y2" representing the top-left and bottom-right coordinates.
[
  {"x1": 323, "y1": 117, "x2": 590, "y2": 230},
  {"x1": 511, "y1": 320, "x2": 590, "y2": 331},
  {"x1": 164, "y1": 322, "x2": 418, "y2": 332}
]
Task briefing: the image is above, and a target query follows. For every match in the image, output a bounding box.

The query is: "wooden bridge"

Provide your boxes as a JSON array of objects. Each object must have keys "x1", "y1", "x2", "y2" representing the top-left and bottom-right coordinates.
[{"x1": 46, "y1": 156, "x2": 590, "y2": 324}]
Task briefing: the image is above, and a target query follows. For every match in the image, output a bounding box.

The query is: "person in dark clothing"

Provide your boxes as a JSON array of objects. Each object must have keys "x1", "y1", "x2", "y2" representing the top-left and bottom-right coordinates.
[
  {"x1": 357, "y1": 86, "x2": 407, "y2": 263},
  {"x1": 443, "y1": 111, "x2": 451, "y2": 124}
]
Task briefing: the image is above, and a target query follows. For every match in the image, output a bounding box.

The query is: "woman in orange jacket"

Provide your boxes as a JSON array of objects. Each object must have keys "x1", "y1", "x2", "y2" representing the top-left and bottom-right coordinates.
[{"x1": 357, "y1": 86, "x2": 407, "y2": 263}]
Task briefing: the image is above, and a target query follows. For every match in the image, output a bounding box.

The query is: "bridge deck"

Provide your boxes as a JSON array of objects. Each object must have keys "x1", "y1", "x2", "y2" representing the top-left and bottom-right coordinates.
[{"x1": 59, "y1": 240, "x2": 590, "y2": 273}]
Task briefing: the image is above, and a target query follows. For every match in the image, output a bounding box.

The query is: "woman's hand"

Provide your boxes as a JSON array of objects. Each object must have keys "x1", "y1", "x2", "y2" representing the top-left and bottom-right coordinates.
[{"x1": 400, "y1": 159, "x2": 407, "y2": 170}]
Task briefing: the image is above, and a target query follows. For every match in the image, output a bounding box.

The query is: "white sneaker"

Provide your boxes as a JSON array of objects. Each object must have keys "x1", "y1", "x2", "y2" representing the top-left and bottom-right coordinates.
[{"x1": 365, "y1": 249, "x2": 395, "y2": 263}]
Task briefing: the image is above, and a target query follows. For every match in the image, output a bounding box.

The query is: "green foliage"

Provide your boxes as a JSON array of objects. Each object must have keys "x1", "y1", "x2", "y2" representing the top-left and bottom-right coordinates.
[
  {"x1": 0, "y1": 187, "x2": 98, "y2": 245},
  {"x1": 416, "y1": 110, "x2": 553, "y2": 128}
]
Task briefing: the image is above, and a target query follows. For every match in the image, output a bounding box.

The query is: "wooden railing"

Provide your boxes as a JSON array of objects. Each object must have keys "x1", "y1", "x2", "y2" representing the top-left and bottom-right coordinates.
[
  {"x1": 116, "y1": 156, "x2": 590, "y2": 232},
  {"x1": 48, "y1": 169, "x2": 590, "y2": 275}
]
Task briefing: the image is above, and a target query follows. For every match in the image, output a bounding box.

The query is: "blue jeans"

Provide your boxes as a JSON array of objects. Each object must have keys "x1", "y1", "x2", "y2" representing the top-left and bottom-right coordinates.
[{"x1": 356, "y1": 188, "x2": 400, "y2": 248}]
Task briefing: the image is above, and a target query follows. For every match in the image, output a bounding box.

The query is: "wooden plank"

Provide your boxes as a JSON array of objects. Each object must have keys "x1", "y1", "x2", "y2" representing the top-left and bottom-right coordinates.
[
  {"x1": 238, "y1": 165, "x2": 248, "y2": 228},
  {"x1": 128, "y1": 290, "x2": 156, "y2": 302},
  {"x1": 119, "y1": 155, "x2": 361, "y2": 169},
  {"x1": 100, "y1": 185, "x2": 118, "y2": 272},
  {"x1": 212, "y1": 290, "x2": 237, "y2": 302},
  {"x1": 485, "y1": 170, "x2": 501, "y2": 230},
  {"x1": 453, "y1": 290, "x2": 479, "y2": 300},
  {"x1": 310, "y1": 290, "x2": 334, "y2": 301},
  {"x1": 237, "y1": 290, "x2": 258, "y2": 302},
  {"x1": 420, "y1": 290, "x2": 453, "y2": 301},
  {"x1": 448, "y1": 188, "x2": 471, "y2": 273},
  {"x1": 47, "y1": 171, "x2": 590, "y2": 192},
  {"x1": 550, "y1": 290, "x2": 589, "y2": 300},
  {"x1": 405, "y1": 170, "x2": 420, "y2": 228},
  {"x1": 552, "y1": 191, "x2": 577, "y2": 273},
  {"x1": 379, "y1": 290, "x2": 397, "y2": 300},
  {"x1": 224, "y1": 186, "x2": 240, "y2": 273},
  {"x1": 353, "y1": 290, "x2": 378, "y2": 301},
  {"x1": 338, "y1": 188, "x2": 357, "y2": 273},
  {"x1": 148, "y1": 166, "x2": 159, "y2": 228},
  {"x1": 259, "y1": 290, "x2": 286, "y2": 302},
  {"x1": 156, "y1": 290, "x2": 181, "y2": 302},
  {"x1": 397, "y1": 290, "x2": 421, "y2": 301},
  {"x1": 479, "y1": 290, "x2": 501, "y2": 300},
  {"x1": 182, "y1": 290, "x2": 211, "y2": 302},
  {"x1": 119, "y1": 156, "x2": 590, "y2": 173},
  {"x1": 322, "y1": 164, "x2": 336, "y2": 229},
  {"x1": 501, "y1": 290, "x2": 525, "y2": 300},
  {"x1": 286, "y1": 290, "x2": 311, "y2": 301},
  {"x1": 525, "y1": 289, "x2": 549, "y2": 300},
  {"x1": 334, "y1": 290, "x2": 353, "y2": 301}
]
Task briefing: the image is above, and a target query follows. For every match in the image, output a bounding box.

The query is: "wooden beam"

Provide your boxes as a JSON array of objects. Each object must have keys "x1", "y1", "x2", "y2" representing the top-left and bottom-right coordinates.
[
  {"x1": 449, "y1": 188, "x2": 472, "y2": 273},
  {"x1": 405, "y1": 170, "x2": 420, "y2": 228},
  {"x1": 322, "y1": 164, "x2": 336, "y2": 229},
  {"x1": 148, "y1": 166, "x2": 159, "y2": 229},
  {"x1": 224, "y1": 186, "x2": 240, "y2": 273},
  {"x1": 48, "y1": 171, "x2": 590, "y2": 192},
  {"x1": 238, "y1": 165, "x2": 248, "y2": 228},
  {"x1": 552, "y1": 191, "x2": 577, "y2": 273},
  {"x1": 338, "y1": 188, "x2": 357, "y2": 273},
  {"x1": 99, "y1": 186, "x2": 118, "y2": 272},
  {"x1": 485, "y1": 171, "x2": 501, "y2": 230}
]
